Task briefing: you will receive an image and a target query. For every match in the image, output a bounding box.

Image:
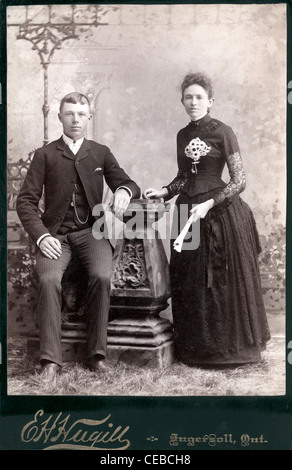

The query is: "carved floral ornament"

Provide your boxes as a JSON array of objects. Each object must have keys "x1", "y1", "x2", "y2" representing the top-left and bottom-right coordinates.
[{"x1": 111, "y1": 240, "x2": 149, "y2": 290}]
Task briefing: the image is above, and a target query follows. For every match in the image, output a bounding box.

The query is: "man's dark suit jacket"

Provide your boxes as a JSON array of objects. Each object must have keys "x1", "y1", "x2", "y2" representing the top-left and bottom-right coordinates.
[{"x1": 16, "y1": 137, "x2": 141, "y2": 244}]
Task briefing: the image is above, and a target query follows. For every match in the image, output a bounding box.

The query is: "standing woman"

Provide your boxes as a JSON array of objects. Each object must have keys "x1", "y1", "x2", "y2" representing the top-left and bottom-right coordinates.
[{"x1": 145, "y1": 72, "x2": 270, "y2": 366}]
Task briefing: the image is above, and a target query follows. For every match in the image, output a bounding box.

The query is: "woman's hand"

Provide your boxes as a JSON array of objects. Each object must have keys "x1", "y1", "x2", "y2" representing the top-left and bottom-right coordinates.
[
  {"x1": 39, "y1": 236, "x2": 62, "y2": 260},
  {"x1": 191, "y1": 199, "x2": 215, "y2": 219},
  {"x1": 144, "y1": 187, "x2": 169, "y2": 200}
]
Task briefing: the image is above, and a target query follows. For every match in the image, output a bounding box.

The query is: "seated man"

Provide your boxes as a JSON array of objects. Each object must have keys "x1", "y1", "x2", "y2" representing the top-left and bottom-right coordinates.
[{"x1": 16, "y1": 92, "x2": 140, "y2": 380}]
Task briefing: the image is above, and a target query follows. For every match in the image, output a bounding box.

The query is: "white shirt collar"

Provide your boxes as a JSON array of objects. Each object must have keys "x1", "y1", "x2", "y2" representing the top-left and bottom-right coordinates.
[{"x1": 62, "y1": 134, "x2": 84, "y2": 154}]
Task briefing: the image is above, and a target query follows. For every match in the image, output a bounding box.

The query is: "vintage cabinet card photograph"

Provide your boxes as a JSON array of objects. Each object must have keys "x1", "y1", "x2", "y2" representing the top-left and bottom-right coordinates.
[{"x1": 0, "y1": 0, "x2": 291, "y2": 452}]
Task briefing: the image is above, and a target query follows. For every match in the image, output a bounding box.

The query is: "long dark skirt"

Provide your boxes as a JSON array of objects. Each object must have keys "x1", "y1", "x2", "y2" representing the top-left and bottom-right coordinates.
[{"x1": 170, "y1": 190, "x2": 271, "y2": 365}]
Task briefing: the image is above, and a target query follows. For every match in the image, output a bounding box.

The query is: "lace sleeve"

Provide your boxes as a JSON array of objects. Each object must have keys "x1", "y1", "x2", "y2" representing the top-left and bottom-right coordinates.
[
  {"x1": 162, "y1": 130, "x2": 190, "y2": 200},
  {"x1": 163, "y1": 169, "x2": 188, "y2": 200},
  {"x1": 212, "y1": 151, "x2": 246, "y2": 205}
]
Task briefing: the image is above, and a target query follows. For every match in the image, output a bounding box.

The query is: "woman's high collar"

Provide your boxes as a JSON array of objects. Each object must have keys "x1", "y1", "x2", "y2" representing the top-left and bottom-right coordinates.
[{"x1": 188, "y1": 113, "x2": 212, "y2": 128}]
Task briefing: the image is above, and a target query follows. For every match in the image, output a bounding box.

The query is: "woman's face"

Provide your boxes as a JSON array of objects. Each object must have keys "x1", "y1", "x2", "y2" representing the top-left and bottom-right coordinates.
[{"x1": 182, "y1": 84, "x2": 214, "y2": 120}]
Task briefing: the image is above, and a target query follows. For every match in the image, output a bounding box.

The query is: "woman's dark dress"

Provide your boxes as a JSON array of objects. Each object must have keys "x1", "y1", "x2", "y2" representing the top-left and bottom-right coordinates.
[{"x1": 165, "y1": 114, "x2": 270, "y2": 365}]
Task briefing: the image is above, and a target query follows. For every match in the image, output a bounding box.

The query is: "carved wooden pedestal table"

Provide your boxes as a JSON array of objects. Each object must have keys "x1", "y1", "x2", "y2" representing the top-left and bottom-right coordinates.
[{"x1": 107, "y1": 199, "x2": 174, "y2": 368}]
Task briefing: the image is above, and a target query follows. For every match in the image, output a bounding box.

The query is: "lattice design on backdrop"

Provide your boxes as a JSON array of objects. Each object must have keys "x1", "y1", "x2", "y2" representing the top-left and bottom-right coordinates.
[
  {"x1": 8, "y1": 149, "x2": 36, "y2": 210},
  {"x1": 7, "y1": 150, "x2": 38, "y2": 331},
  {"x1": 7, "y1": 149, "x2": 39, "y2": 251},
  {"x1": 12, "y1": 5, "x2": 116, "y2": 66},
  {"x1": 9, "y1": 4, "x2": 114, "y2": 145}
]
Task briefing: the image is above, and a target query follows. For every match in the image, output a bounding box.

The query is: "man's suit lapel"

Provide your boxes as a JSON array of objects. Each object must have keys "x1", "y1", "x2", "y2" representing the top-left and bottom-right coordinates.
[
  {"x1": 76, "y1": 139, "x2": 92, "y2": 161},
  {"x1": 56, "y1": 137, "x2": 75, "y2": 160},
  {"x1": 56, "y1": 137, "x2": 92, "y2": 161}
]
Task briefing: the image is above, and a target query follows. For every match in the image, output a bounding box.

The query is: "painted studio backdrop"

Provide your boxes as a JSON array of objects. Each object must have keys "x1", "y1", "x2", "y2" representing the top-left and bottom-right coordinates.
[{"x1": 7, "y1": 4, "x2": 286, "y2": 375}]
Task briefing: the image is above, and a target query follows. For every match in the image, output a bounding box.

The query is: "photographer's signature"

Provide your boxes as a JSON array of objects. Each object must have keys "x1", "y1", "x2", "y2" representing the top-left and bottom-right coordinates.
[{"x1": 21, "y1": 409, "x2": 130, "y2": 450}]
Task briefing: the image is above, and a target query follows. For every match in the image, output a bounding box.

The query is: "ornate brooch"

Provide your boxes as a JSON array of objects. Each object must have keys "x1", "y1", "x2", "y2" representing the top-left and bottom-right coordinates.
[{"x1": 185, "y1": 137, "x2": 211, "y2": 174}]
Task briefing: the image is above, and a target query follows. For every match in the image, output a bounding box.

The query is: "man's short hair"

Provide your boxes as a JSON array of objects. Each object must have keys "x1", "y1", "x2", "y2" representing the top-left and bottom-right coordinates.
[{"x1": 59, "y1": 92, "x2": 90, "y2": 112}]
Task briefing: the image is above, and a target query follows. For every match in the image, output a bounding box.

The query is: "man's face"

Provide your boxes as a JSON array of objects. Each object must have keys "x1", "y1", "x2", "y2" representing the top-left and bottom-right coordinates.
[{"x1": 58, "y1": 101, "x2": 92, "y2": 140}]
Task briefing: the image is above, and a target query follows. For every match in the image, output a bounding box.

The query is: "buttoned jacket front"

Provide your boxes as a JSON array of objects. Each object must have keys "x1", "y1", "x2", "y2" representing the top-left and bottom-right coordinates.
[{"x1": 16, "y1": 137, "x2": 140, "y2": 243}]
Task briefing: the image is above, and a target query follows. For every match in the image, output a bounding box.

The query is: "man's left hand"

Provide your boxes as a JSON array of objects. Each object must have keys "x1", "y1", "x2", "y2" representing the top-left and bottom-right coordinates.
[{"x1": 112, "y1": 188, "x2": 131, "y2": 219}]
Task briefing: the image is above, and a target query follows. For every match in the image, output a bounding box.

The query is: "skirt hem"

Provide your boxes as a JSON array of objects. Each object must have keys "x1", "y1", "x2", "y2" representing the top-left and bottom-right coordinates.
[{"x1": 175, "y1": 343, "x2": 263, "y2": 367}]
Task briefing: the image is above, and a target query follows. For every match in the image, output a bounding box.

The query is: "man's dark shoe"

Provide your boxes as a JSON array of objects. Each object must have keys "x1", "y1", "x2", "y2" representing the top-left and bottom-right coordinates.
[
  {"x1": 40, "y1": 361, "x2": 61, "y2": 381},
  {"x1": 89, "y1": 355, "x2": 112, "y2": 372}
]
